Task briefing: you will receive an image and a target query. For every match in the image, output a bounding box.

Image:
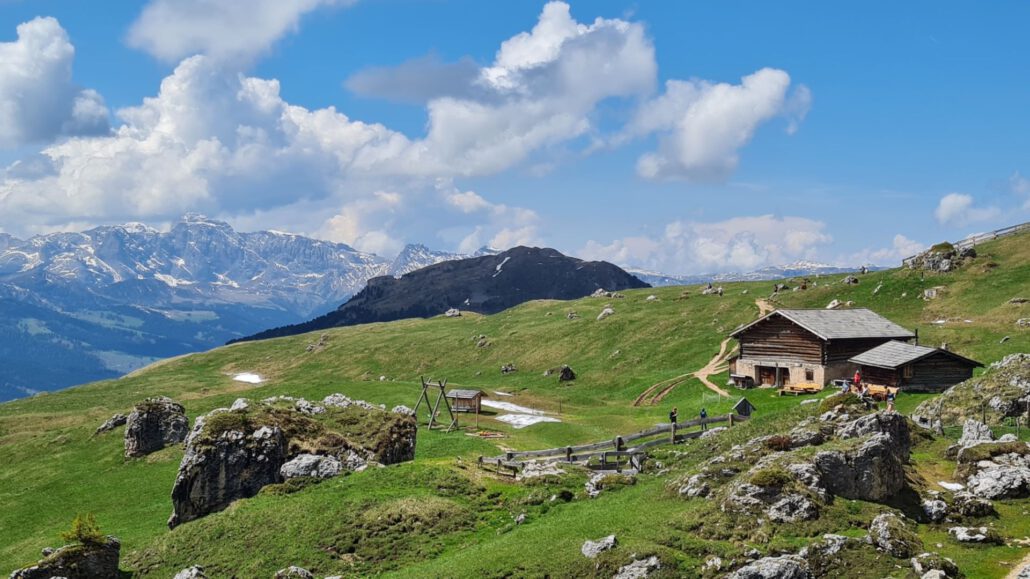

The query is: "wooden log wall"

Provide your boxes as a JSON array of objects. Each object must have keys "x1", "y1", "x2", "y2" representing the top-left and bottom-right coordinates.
[
  {"x1": 738, "y1": 316, "x2": 822, "y2": 364},
  {"x1": 859, "y1": 365, "x2": 899, "y2": 387},
  {"x1": 825, "y1": 338, "x2": 899, "y2": 363},
  {"x1": 906, "y1": 353, "x2": 976, "y2": 391}
]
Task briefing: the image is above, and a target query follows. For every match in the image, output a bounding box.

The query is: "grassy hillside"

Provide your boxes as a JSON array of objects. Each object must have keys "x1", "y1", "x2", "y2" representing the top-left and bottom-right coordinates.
[{"x1": 0, "y1": 231, "x2": 1027, "y2": 576}]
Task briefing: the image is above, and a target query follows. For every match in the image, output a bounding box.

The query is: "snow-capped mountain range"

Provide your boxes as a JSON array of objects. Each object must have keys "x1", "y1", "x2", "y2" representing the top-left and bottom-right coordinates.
[
  {"x1": 629, "y1": 260, "x2": 879, "y2": 287},
  {"x1": 0, "y1": 215, "x2": 492, "y2": 401}
]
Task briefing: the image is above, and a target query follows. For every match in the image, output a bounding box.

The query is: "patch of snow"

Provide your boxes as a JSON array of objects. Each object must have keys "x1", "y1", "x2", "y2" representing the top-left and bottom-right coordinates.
[
  {"x1": 492, "y1": 256, "x2": 512, "y2": 278},
  {"x1": 495, "y1": 414, "x2": 561, "y2": 428},
  {"x1": 493, "y1": 391, "x2": 514, "y2": 397},
  {"x1": 932, "y1": 319, "x2": 947, "y2": 325},
  {"x1": 482, "y1": 400, "x2": 546, "y2": 415},
  {"x1": 939, "y1": 481, "x2": 965, "y2": 491},
  {"x1": 154, "y1": 273, "x2": 195, "y2": 287},
  {"x1": 233, "y1": 372, "x2": 264, "y2": 384}
]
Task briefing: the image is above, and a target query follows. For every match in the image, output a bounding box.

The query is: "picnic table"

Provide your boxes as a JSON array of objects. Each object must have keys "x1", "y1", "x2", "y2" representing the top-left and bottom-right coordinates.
[{"x1": 779, "y1": 382, "x2": 824, "y2": 396}]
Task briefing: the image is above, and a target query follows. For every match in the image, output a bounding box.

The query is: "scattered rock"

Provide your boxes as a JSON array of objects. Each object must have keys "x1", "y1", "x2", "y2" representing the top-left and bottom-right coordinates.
[
  {"x1": 678, "y1": 473, "x2": 711, "y2": 498},
  {"x1": 566, "y1": 311, "x2": 579, "y2": 320},
  {"x1": 613, "y1": 555, "x2": 661, "y2": 579},
  {"x1": 581, "y1": 535, "x2": 617, "y2": 558},
  {"x1": 517, "y1": 460, "x2": 565, "y2": 480},
  {"x1": 999, "y1": 433, "x2": 1018, "y2": 442},
  {"x1": 274, "y1": 567, "x2": 314, "y2": 579},
  {"x1": 949, "y1": 491, "x2": 996, "y2": 518},
  {"x1": 391, "y1": 405, "x2": 415, "y2": 416},
  {"x1": 923, "y1": 287, "x2": 945, "y2": 300},
  {"x1": 124, "y1": 396, "x2": 189, "y2": 458},
  {"x1": 825, "y1": 299, "x2": 842, "y2": 310},
  {"x1": 514, "y1": 513, "x2": 526, "y2": 525},
  {"x1": 869, "y1": 512, "x2": 922, "y2": 558},
  {"x1": 280, "y1": 453, "x2": 343, "y2": 479},
  {"x1": 767, "y1": 494, "x2": 819, "y2": 523},
  {"x1": 922, "y1": 499, "x2": 948, "y2": 522},
  {"x1": 230, "y1": 398, "x2": 250, "y2": 412},
  {"x1": 597, "y1": 307, "x2": 615, "y2": 321},
  {"x1": 842, "y1": 275, "x2": 859, "y2": 285},
  {"x1": 966, "y1": 461, "x2": 1030, "y2": 499},
  {"x1": 1018, "y1": 318, "x2": 1030, "y2": 328},
  {"x1": 94, "y1": 413, "x2": 127, "y2": 435},
  {"x1": 294, "y1": 399, "x2": 326, "y2": 415},
  {"x1": 728, "y1": 555, "x2": 810, "y2": 579},
  {"x1": 910, "y1": 553, "x2": 959, "y2": 578},
  {"x1": 645, "y1": 294, "x2": 658, "y2": 302},
  {"x1": 1010, "y1": 297, "x2": 1029, "y2": 304},
  {"x1": 10, "y1": 536, "x2": 120, "y2": 579},
  {"x1": 501, "y1": 363, "x2": 517, "y2": 374},
  {"x1": 173, "y1": 566, "x2": 208, "y2": 579},
  {"x1": 444, "y1": 308, "x2": 461, "y2": 317},
  {"x1": 947, "y1": 526, "x2": 1003, "y2": 544}
]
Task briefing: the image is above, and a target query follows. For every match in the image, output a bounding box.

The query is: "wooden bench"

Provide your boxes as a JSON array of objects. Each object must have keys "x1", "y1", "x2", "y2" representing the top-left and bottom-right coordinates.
[{"x1": 779, "y1": 382, "x2": 824, "y2": 396}]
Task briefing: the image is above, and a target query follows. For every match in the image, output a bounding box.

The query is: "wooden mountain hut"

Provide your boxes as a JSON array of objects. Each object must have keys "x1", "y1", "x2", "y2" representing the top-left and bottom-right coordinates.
[
  {"x1": 849, "y1": 341, "x2": 982, "y2": 392},
  {"x1": 729, "y1": 308, "x2": 915, "y2": 388},
  {"x1": 445, "y1": 389, "x2": 484, "y2": 413}
]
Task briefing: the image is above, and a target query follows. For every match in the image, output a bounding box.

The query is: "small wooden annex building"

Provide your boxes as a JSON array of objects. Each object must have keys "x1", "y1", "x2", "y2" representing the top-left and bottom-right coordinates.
[
  {"x1": 445, "y1": 389, "x2": 483, "y2": 413},
  {"x1": 849, "y1": 341, "x2": 982, "y2": 392},
  {"x1": 729, "y1": 308, "x2": 915, "y2": 388}
]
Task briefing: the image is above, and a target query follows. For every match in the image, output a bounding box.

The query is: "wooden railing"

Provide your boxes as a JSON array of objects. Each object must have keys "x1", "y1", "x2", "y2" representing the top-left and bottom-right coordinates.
[
  {"x1": 902, "y1": 221, "x2": 1030, "y2": 267},
  {"x1": 477, "y1": 413, "x2": 749, "y2": 476}
]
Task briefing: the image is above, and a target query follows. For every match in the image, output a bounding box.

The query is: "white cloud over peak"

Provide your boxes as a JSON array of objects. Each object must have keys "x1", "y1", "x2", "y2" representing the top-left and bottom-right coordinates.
[
  {"x1": 1009, "y1": 172, "x2": 1030, "y2": 209},
  {"x1": 628, "y1": 69, "x2": 811, "y2": 181},
  {"x1": 127, "y1": 0, "x2": 353, "y2": 63},
  {"x1": 934, "y1": 193, "x2": 1001, "y2": 227},
  {"x1": 0, "y1": 17, "x2": 109, "y2": 149},
  {"x1": 581, "y1": 215, "x2": 832, "y2": 274}
]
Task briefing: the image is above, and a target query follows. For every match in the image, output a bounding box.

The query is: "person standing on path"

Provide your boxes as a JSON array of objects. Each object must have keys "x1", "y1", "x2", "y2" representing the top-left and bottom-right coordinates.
[
  {"x1": 669, "y1": 407, "x2": 678, "y2": 426},
  {"x1": 852, "y1": 369, "x2": 862, "y2": 393},
  {"x1": 700, "y1": 407, "x2": 708, "y2": 431}
]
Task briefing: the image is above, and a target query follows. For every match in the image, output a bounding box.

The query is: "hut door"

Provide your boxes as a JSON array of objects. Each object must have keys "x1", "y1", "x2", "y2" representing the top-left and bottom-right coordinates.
[{"x1": 758, "y1": 366, "x2": 776, "y2": 386}]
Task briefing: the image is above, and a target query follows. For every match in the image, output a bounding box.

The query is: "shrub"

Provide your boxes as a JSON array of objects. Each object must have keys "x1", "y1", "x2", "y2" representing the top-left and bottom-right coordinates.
[
  {"x1": 59, "y1": 513, "x2": 104, "y2": 547},
  {"x1": 930, "y1": 241, "x2": 956, "y2": 254},
  {"x1": 765, "y1": 435, "x2": 793, "y2": 452},
  {"x1": 819, "y1": 393, "x2": 863, "y2": 414},
  {"x1": 749, "y1": 466, "x2": 792, "y2": 488}
]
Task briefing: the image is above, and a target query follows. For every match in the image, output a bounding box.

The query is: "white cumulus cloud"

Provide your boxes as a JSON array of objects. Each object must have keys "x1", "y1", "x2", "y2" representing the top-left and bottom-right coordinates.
[
  {"x1": 628, "y1": 69, "x2": 810, "y2": 181},
  {"x1": 934, "y1": 193, "x2": 1001, "y2": 227},
  {"x1": 581, "y1": 215, "x2": 831, "y2": 274},
  {"x1": 0, "y1": 17, "x2": 109, "y2": 149},
  {"x1": 127, "y1": 0, "x2": 354, "y2": 63}
]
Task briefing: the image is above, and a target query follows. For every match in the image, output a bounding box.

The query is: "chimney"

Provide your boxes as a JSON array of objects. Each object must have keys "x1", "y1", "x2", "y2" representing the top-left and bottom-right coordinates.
[{"x1": 914, "y1": 328, "x2": 919, "y2": 346}]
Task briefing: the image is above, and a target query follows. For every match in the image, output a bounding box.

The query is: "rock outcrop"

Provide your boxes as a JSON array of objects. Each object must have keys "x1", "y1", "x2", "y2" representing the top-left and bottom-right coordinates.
[
  {"x1": 729, "y1": 555, "x2": 810, "y2": 579},
  {"x1": 915, "y1": 353, "x2": 1030, "y2": 426},
  {"x1": 948, "y1": 526, "x2": 1003, "y2": 544},
  {"x1": 173, "y1": 566, "x2": 208, "y2": 579},
  {"x1": 169, "y1": 420, "x2": 287, "y2": 528},
  {"x1": 124, "y1": 396, "x2": 189, "y2": 458},
  {"x1": 94, "y1": 414, "x2": 127, "y2": 435},
  {"x1": 168, "y1": 395, "x2": 416, "y2": 527},
  {"x1": 274, "y1": 567, "x2": 315, "y2": 578},
  {"x1": 580, "y1": 535, "x2": 617, "y2": 558},
  {"x1": 868, "y1": 513, "x2": 922, "y2": 558},
  {"x1": 813, "y1": 435, "x2": 907, "y2": 501},
  {"x1": 613, "y1": 555, "x2": 660, "y2": 579},
  {"x1": 10, "y1": 536, "x2": 120, "y2": 579}
]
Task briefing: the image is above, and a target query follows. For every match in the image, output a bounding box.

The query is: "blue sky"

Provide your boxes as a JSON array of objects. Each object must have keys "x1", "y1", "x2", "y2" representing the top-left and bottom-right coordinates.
[{"x1": 1, "y1": 1, "x2": 1028, "y2": 274}]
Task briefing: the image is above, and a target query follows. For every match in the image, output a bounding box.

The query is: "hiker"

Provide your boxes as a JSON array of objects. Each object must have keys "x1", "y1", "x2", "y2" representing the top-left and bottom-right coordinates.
[
  {"x1": 669, "y1": 407, "x2": 678, "y2": 426},
  {"x1": 886, "y1": 390, "x2": 897, "y2": 412},
  {"x1": 852, "y1": 369, "x2": 862, "y2": 392},
  {"x1": 700, "y1": 407, "x2": 708, "y2": 431},
  {"x1": 840, "y1": 380, "x2": 850, "y2": 395}
]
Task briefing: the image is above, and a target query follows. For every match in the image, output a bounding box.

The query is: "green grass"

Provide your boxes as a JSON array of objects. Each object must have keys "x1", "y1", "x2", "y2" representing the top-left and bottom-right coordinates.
[{"x1": 0, "y1": 231, "x2": 1028, "y2": 576}]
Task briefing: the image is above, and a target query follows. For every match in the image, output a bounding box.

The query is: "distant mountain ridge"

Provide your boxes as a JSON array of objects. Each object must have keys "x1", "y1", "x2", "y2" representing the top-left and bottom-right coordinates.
[
  {"x1": 629, "y1": 260, "x2": 883, "y2": 287},
  {"x1": 238, "y1": 246, "x2": 649, "y2": 342}
]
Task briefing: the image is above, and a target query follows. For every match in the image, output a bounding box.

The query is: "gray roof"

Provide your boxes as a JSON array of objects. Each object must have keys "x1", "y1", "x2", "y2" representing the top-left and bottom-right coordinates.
[
  {"x1": 850, "y1": 340, "x2": 982, "y2": 369},
  {"x1": 446, "y1": 389, "x2": 483, "y2": 399},
  {"x1": 731, "y1": 308, "x2": 915, "y2": 341}
]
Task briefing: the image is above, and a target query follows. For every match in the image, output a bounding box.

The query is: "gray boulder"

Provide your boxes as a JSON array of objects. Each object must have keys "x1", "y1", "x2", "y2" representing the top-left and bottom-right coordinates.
[
  {"x1": 10, "y1": 536, "x2": 120, "y2": 579},
  {"x1": 279, "y1": 454, "x2": 343, "y2": 479},
  {"x1": 910, "y1": 553, "x2": 959, "y2": 578},
  {"x1": 273, "y1": 567, "x2": 314, "y2": 579},
  {"x1": 173, "y1": 566, "x2": 208, "y2": 579},
  {"x1": 613, "y1": 555, "x2": 660, "y2": 579},
  {"x1": 949, "y1": 491, "x2": 996, "y2": 518},
  {"x1": 94, "y1": 414, "x2": 127, "y2": 435},
  {"x1": 767, "y1": 494, "x2": 819, "y2": 523},
  {"x1": 580, "y1": 534, "x2": 616, "y2": 558},
  {"x1": 168, "y1": 421, "x2": 287, "y2": 528},
  {"x1": 391, "y1": 405, "x2": 415, "y2": 416},
  {"x1": 124, "y1": 396, "x2": 189, "y2": 458},
  {"x1": 678, "y1": 473, "x2": 711, "y2": 498},
  {"x1": 957, "y1": 420, "x2": 993, "y2": 448},
  {"x1": 814, "y1": 435, "x2": 907, "y2": 501},
  {"x1": 869, "y1": 512, "x2": 922, "y2": 558},
  {"x1": 921, "y1": 499, "x2": 948, "y2": 523},
  {"x1": 966, "y1": 463, "x2": 1030, "y2": 499},
  {"x1": 729, "y1": 555, "x2": 810, "y2": 579},
  {"x1": 948, "y1": 526, "x2": 1003, "y2": 544},
  {"x1": 836, "y1": 412, "x2": 912, "y2": 458}
]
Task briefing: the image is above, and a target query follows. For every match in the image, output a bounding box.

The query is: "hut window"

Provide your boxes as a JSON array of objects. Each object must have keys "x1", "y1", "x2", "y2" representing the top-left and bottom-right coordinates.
[
  {"x1": 805, "y1": 369, "x2": 814, "y2": 381},
  {"x1": 903, "y1": 365, "x2": 913, "y2": 378}
]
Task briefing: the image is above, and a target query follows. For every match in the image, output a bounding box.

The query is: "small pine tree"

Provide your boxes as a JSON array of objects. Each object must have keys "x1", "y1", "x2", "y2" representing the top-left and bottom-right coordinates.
[{"x1": 59, "y1": 513, "x2": 104, "y2": 546}]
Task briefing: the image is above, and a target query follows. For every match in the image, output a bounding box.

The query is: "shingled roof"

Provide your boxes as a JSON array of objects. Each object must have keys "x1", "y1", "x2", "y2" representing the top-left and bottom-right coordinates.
[
  {"x1": 445, "y1": 389, "x2": 483, "y2": 399},
  {"x1": 730, "y1": 308, "x2": 915, "y2": 341},
  {"x1": 850, "y1": 340, "x2": 982, "y2": 370}
]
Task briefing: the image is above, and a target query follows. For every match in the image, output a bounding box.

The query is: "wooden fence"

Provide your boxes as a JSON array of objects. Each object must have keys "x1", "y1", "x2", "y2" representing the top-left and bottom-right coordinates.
[
  {"x1": 901, "y1": 221, "x2": 1030, "y2": 267},
  {"x1": 478, "y1": 413, "x2": 749, "y2": 476}
]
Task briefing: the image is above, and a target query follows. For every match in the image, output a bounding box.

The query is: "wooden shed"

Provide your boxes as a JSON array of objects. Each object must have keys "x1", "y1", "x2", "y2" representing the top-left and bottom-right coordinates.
[
  {"x1": 849, "y1": 341, "x2": 982, "y2": 392},
  {"x1": 729, "y1": 308, "x2": 915, "y2": 388},
  {"x1": 445, "y1": 389, "x2": 483, "y2": 413}
]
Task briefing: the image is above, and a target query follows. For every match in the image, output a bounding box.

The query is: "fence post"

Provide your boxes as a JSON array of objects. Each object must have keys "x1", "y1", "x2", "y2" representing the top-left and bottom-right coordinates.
[
  {"x1": 729, "y1": 413, "x2": 734, "y2": 427},
  {"x1": 566, "y1": 446, "x2": 572, "y2": 462},
  {"x1": 670, "y1": 422, "x2": 677, "y2": 443}
]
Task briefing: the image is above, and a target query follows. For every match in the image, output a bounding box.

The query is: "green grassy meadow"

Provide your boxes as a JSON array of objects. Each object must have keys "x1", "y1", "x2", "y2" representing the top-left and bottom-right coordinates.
[{"x1": 0, "y1": 231, "x2": 1027, "y2": 576}]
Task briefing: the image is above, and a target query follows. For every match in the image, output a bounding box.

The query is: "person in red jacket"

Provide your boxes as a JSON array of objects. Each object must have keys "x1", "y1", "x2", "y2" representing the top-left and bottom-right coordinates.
[{"x1": 852, "y1": 369, "x2": 862, "y2": 393}]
